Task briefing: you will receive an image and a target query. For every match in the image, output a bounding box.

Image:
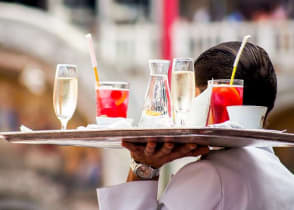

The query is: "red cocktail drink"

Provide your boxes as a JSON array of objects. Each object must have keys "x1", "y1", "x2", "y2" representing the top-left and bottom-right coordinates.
[
  {"x1": 208, "y1": 79, "x2": 243, "y2": 124},
  {"x1": 96, "y1": 82, "x2": 129, "y2": 118}
]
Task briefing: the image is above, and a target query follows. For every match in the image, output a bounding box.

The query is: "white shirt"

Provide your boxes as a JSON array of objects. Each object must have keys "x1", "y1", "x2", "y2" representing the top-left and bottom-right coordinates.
[{"x1": 97, "y1": 147, "x2": 294, "y2": 210}]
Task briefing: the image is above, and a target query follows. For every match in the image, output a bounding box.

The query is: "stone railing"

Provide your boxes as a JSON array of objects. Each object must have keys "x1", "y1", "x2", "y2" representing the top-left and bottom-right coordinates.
[
  {"x1": 98, "y1": 23, "x2": 160, "y2": 69},
  {"x1": 98, "y1": 21, "x2": 294, "y2": 73},
  {"x1": 173, "y1": 21, "x2": 294, "y2": 72}
]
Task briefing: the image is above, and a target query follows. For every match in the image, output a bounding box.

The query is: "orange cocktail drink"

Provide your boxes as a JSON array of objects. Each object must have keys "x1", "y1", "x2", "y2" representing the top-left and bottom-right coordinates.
[
  {"x1": 208, "y1": 79, "x2": 243, "y2": 124},
  {"x1": 96, "y1": 82, "x2": 129, "y2": 118}
]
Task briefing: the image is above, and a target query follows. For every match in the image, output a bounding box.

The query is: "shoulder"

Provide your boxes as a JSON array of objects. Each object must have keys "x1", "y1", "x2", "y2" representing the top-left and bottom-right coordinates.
[
  {"x1": 170, "y1": 158, "x2": 223, "y2": 190},
  {"x1": 160, "y1": 159, "x2": 224, "y2": 210},
  {"x1": 177, "y1": 158, "x2": 222, "y2": 180}
]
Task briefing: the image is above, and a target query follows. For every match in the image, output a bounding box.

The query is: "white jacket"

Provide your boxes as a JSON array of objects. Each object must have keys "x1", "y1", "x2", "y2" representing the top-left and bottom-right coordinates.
[{"x1": 97, "y1": 147, "x2": 294, "y2": 210}]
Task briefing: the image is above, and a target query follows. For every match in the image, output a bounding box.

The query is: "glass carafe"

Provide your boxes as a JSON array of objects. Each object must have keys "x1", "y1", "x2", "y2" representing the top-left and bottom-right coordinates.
[{"x1": 138, "y1": 59, "x2": 173, "y2": 128}]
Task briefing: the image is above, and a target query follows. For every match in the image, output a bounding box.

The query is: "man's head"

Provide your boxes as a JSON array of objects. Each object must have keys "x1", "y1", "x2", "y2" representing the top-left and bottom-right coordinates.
[{"x1": 194, "y1": 41, "x2": 277, "y2": 116}]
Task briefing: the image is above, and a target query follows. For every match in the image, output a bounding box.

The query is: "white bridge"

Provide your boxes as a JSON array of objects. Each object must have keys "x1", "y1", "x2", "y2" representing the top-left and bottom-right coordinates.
[{"x1": 99, "y1": 21, "x2": 294, "y2": 74}]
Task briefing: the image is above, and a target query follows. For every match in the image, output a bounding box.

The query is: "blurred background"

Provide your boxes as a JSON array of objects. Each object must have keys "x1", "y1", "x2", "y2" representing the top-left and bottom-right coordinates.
[{"x1": 0, "y1": 0, "x2": 294, "y2": 209}]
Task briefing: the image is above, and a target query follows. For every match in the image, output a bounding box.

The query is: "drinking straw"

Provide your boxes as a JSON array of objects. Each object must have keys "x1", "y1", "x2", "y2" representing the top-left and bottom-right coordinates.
[
  {"x1": 85, "y1": 33, "x2": 100, "y2": 85},
  {"x1": 230, "y1": 35, "x2": 251, "y2": 85}
]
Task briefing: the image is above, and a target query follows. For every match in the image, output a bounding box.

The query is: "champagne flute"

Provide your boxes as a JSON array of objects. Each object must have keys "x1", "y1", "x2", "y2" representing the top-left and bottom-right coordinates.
[
  {"x1": 53, "y1": 64, "x2": 78, "y2": 130},
  {"x1": 171, "y1": 58, "x2": 195, "y2": 127}
]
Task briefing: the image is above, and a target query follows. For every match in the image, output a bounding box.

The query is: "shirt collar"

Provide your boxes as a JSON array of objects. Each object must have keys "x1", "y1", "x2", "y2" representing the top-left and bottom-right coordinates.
[{"x1": 257, "y1": 147, "x2": 274, "y2": 153}]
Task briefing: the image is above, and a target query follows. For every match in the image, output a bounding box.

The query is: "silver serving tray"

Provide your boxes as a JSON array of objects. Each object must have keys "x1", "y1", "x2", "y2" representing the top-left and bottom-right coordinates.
[{"x1": 0, "y1": 128, "x2": 293, "y2": 149}]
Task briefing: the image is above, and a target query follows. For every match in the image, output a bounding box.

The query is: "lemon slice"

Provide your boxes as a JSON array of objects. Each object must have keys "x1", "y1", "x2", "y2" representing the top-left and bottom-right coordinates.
[{"x1": 145, "y1": 109, "x2": 161, "y2": 116}]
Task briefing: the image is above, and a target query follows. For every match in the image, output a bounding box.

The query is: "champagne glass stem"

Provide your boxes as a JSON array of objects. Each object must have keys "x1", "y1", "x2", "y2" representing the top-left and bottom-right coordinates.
[
  {"x1": 180, "y1": 118, "x2": 185, "y2": 127},
  {"x1": 60, "y1": 119, "x2": 68, "y2": 130},
  {"x1": 176, "y1": 111, "x2": 187, "y2": 127}
]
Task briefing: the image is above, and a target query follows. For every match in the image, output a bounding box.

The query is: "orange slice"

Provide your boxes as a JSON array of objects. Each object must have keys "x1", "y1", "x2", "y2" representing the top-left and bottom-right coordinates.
[{"x1": 115, "y1": 92, "x2": 128, "y2": 106}]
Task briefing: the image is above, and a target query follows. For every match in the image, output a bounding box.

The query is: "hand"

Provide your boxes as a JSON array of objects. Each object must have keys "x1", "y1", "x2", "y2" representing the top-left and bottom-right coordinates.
[{"x1": 122, "y1": 138, "x2": 209, "y2": 169}]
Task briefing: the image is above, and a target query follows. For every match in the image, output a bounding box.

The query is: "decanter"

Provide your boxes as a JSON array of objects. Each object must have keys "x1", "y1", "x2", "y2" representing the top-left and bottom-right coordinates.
[{"x1": 138, "y1": 59, "x2": 173, "y2": 128}]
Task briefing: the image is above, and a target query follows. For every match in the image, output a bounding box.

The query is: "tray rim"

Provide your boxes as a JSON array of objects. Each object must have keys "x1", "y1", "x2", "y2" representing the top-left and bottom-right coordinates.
[{"x1": 1, "y1": 127, "x2": 294, "y2": 148}]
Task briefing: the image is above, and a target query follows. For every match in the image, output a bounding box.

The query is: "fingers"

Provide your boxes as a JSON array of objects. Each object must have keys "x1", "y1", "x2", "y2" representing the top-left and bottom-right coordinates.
[
  {"x1": 161, "y1": 143, "x2": 198, "y2": 162},
  {"x1": 122, "y1": 142, "x2": 146, "y2": 162},
  {"x1": 122, "y1": 140, "x2": 210, "y2": 169},
  {"x1": 155, "y1": 142, "x2": 174, "y2": 158},
  {"x1": 172, "y1": 143, "x2": 197, "y2": 159},
  {"x1": 122, "y1": 141, "x2": 137, "y2": 151},
  {"x1": 144, "y1": 141, "x2": 157, "y2": 157},
  {"x1": 178, "y1": 143, "x2": 197, "y2": 154}
]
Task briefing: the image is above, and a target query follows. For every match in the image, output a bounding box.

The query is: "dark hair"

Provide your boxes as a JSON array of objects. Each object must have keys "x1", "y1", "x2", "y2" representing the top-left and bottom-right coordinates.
[{"x1": 194, "y1": 41, "x2": 277, "y2": 116}]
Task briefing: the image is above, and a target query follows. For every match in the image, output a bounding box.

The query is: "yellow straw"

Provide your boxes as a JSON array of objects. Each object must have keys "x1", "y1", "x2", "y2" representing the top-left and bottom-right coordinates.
[
  {"x1": 85, "y1": 33, "x2": 100, "y2": 86},
  {"x1": 93, "y1": 66, "x2": 100, "y2": 85},
  {"x1": 230, "y1": 35, "x2": 251, "y2": 85}
]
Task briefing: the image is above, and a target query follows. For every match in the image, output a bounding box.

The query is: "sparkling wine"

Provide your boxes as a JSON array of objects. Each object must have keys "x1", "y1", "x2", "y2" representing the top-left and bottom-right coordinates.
[
  {"x1": 53, "y1": 77, "x2": 78, "y2": 121},
  {"x1": 171, "y1": 71, "x2": 195, "y2": 112}
]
